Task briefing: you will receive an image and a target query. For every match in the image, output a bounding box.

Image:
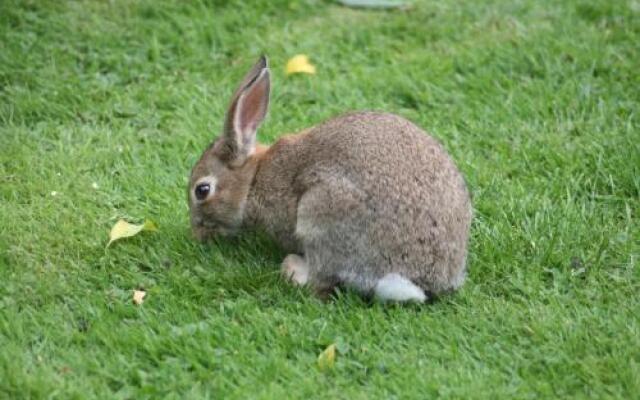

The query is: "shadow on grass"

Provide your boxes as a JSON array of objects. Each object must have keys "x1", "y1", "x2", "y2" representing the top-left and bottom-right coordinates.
[{"x1": 141, "y1": 222, "x2": 465, "y2": 310}]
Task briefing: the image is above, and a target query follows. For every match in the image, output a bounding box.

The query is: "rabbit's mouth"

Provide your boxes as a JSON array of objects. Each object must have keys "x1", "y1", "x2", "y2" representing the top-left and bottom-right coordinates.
[
  {"x1": 192, "y1": 222, "x2": 239, "y2": 242},
  {"x1": 192, "y1": 225, "x2": 214, "y2": 242}
]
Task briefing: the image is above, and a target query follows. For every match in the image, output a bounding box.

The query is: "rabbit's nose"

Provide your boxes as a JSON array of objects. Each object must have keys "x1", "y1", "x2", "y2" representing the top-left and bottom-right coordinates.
[{"x1": 190, "y1": 214, "x2": 205, "y2": 228}]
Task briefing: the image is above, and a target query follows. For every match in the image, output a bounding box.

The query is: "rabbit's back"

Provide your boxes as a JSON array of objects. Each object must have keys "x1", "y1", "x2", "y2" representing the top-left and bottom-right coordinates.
[{"x1": 291, "y1": 111, "x2": 472, "y2": 295}]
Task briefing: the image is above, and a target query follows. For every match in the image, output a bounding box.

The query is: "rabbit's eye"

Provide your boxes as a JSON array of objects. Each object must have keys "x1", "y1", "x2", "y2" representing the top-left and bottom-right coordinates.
[{"x1": 194, "y1": 183, "x2": 210, "y2": 201}]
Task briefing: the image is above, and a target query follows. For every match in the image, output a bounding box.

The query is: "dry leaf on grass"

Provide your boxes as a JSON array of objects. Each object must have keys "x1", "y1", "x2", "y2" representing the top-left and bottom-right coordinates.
[
  {"x1": 108, "y1": 219, "x2": 157, "y2": 247},
  {"x1": 317, "y1": 343, "x2": 336, "y2": 370},
  {"x1": 285, "y1": 55, "x2": 316, "y2": 75},
  {"x1": 133, "y1": 290, "x2": 146, "y2": 305}
]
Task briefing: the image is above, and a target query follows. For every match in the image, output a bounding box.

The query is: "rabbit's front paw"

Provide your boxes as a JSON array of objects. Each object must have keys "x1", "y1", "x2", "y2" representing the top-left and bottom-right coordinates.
[{"x1": 282, "y1": 254, "x2": 309, "y2": 286}]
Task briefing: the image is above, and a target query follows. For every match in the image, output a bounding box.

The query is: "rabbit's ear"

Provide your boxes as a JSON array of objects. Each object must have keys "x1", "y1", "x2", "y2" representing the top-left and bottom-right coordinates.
[{"x1": 222, "y1": 56, "x2": 270, "y2": 165}]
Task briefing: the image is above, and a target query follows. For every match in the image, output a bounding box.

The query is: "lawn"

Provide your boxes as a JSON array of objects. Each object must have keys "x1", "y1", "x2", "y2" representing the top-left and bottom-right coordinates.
[{"x1": 1, "y1": 0, "x2": 639, "y2": 398}]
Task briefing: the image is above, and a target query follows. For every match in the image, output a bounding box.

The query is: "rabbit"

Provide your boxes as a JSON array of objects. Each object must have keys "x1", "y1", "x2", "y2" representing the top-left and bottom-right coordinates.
[{"x1": 188, "y1": 56, "x2": 472, "y2": 302}]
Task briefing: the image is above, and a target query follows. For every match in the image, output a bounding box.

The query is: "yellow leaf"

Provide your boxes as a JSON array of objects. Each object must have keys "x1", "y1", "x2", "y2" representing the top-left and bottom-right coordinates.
[
  {"x1": 108, "y1": 219, "x2": 157, "y2": 246},
  {"x1": 317, "y1": 343, "x2": 336, "y2": 370},
  {"x1": 142, "y1": 220, "x2": 158, "y2": 231},
  {"x1": 133, "y1": 290, "x2": 146, "y2": 305},
  {"x1": 285, "y1": 54, "x2": 316, "y2": 75}
]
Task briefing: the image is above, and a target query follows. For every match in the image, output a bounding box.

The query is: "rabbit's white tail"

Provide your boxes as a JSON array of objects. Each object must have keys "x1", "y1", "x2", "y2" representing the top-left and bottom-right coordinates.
[{"x1": 374, "y1": 273, "x2": 426, "y2": 303}]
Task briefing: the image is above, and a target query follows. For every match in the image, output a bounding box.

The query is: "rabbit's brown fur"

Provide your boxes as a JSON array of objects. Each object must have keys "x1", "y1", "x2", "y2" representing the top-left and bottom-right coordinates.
[{"x1": 189, "y1": 57, "x2": 472, "y2": 302}]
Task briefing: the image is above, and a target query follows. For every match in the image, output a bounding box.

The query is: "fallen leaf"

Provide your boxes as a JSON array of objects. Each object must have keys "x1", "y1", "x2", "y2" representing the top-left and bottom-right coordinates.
[
  {"x1": 108, "y1": 219, "x2": 158, "y2": 246},
  {"x1": 317, "y1": 343, "x2": 336, "y2": 370},
  {"x1": 285, "y1": 55, "x2": 316, "y2": 75},
  {"x1": 133, "y1": 290, "x2": 146, "y2": 305}
]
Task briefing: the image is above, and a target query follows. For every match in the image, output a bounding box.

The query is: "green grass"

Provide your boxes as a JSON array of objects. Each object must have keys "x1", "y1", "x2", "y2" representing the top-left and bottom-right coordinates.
[{"x1": 1, "y1": 0, "x2": 639, "y2": 398}]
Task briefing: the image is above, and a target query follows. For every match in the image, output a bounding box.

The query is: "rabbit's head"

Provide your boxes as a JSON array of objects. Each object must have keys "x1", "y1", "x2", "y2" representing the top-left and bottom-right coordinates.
[{"x1": 188, "y1": 56, "x2": 270, "y2": 241}]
